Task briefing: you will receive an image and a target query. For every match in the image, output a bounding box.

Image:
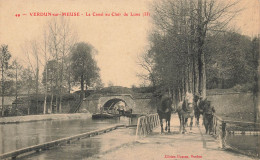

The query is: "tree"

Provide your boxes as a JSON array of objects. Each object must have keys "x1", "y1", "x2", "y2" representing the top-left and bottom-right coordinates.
[
  {"x1": 9, "y1": 60, "x2": 23, "y2": 115},
  {"x1": 255, "y1": 36, "x2": 260, "y2": 123},
  {"x1": 249, "y1": 37, "x2": 259, "y2": 122},
  {"x1": 204, "y1": 32, "x2": 252, "y2": 89},
  {"x1": 0, "y1": 45, "x2": 11, "y2": 116},
  {"x1": 47, "y1": 18, "x2": 77, "y2": 112},
  {"x1": 42, "y1": 30, "x2": 49, "y2": 114},
  {"x1": 93, "y1": 77, "x2": 104, "y2": 90},
  {"x1": 195, "y1": 0, "x2": 241, "y2": 98},
  {"x1": 143, "y1": 0, "x2": 241, "y2": 103},
  {"x1": 42, "y1": 59, "x2": 60, "y2": 113},
  {"x1": 137, "y1": 51, "x2": 158, "y2": 87},
  {"x1": 32, "y1": 41, "x2": 40, "y2": 114},
  {"x1": 20, "y1": 67, "x2": 34, "y2": 114},
  {"x1": 22, "y1": 40, "x2": 41, "y2": 114},
  {"x1": 71, "y1": 42, "x2": 100, "y2": 99}
]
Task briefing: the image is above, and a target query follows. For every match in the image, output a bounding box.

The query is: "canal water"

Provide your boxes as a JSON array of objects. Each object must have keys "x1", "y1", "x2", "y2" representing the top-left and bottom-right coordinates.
[
  {"x1": 226, "y1": 134, "x2": 259, "y2": 158},
  {"x1": 0, "y1": 116, "x2": 137, "y2": 155},
  {"x1": 1, "y1": 115, "x2": 259, "y2": 159}
]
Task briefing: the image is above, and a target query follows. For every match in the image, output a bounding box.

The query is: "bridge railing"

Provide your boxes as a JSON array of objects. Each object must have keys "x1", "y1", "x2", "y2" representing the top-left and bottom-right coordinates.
[
  {"x1": 135, "y1": 114, "x2": 160, "y2": 138},
  {"x1": 212, "y1": 115, "x2": 227, "y2": 149},
  {"x1": 212, "y1": 114, "x2": 260, "y2": 157}
]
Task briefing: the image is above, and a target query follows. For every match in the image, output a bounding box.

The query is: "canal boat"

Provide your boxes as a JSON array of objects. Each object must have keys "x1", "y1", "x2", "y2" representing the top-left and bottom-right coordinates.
[{"x1": 92, "y1": 112, "x2": 121, "y2": 119}]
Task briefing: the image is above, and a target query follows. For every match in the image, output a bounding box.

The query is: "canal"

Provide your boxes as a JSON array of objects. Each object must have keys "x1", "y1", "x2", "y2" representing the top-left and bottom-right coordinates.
[
  {"x1": 226, "y1": 134, "x2": 259, "y2": 157},
  {"x1": 0, "y1": 116, "x2": 137, "y2": 155},
  {"x1": 1, "y1": 115, "x2": 259, "y2": 159}
]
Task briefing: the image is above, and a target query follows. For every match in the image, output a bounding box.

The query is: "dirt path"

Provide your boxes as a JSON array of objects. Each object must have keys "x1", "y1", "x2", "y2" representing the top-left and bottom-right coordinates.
[{"x1": 87, "y1": 114, "x2": 256, "y2": 160}]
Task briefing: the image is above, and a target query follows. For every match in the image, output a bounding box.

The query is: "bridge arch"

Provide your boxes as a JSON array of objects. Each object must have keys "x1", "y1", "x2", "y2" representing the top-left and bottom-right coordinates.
[
  {"x1": 98, "y1": 94, "x2": 135, "y2": 112},
  {"x1": 102, "y1": 98, "x2": 127, "y2": 110}
]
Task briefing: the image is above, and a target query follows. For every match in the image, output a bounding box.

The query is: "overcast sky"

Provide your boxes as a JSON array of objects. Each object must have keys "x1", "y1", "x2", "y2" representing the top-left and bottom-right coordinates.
[{"x1": 0, "y1": 0, "x2": 259, "y2": 87}]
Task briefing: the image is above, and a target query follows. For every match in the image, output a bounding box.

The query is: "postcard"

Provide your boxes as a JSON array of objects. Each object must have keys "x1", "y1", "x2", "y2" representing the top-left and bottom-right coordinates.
[{"x1": 0, "y1": 0, "x2": 259, "y2": 159}]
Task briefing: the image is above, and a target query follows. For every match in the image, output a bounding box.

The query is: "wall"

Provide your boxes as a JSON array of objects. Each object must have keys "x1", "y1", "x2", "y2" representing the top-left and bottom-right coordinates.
[
  {"x1": 207, "y1": 92, "x2": 255, "y2": 121},
  {"x1": 80, "y1": 99, "x2": 99, "y2": 113},
  {"x1": 134, "y1": 98, "x2": 157, "y2": 114},
  {"x1": 14, "y1": 100, "x2": 76, "y2": 116},
  {"x1": 81, "y1": 97, "x2": 155, "y2": 114},
  {"x1": 79, "y1": 92, "x2": 255, "y2": 121}
]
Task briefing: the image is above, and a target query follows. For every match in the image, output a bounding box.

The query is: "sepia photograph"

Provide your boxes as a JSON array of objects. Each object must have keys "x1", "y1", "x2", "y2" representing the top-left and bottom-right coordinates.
[{"x1": 0, "y1": 0, "x2": 259, "y2": 159}]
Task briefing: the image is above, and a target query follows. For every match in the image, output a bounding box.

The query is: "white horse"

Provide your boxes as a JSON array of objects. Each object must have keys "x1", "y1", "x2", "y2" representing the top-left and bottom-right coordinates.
[{"x1": 177, "y1": 92, "x2": 195, "y2": 134}]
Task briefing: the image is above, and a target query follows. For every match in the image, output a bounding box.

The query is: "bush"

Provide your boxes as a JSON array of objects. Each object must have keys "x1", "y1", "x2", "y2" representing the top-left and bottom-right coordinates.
[
  {"x1": 232, "y1": 84, "x2": 243, "y2": 92},
  {"x1": 232, "y1": 83, "x2": 255, "y2": 92}
]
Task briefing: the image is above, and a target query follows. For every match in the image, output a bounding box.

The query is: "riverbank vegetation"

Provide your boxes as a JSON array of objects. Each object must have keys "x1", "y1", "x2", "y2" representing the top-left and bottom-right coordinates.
[
  {"x1": 138, "y1": 0, "x2": 259, "y2": 102},
  {"x1": 0, "y1": 18, "x2": 102, "y2": 117}
]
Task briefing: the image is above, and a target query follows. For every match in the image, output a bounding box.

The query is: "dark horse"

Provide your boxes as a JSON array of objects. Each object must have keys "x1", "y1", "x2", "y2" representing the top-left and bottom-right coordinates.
[
  {"x1": 157, "y1": 96, "x2": 173, "y2": 133},
  {"x1": 177, "y1": 92, "x2": 195, "y2": 134},
  {"x1": 202, "y1": 100, "x2": 215, "y2": 134},
  {"x1": 194, "y1": 95, "x2": 202, "y2": 126}
]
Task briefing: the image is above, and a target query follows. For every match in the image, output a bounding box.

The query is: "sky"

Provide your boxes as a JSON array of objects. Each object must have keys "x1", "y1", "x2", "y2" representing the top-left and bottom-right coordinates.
[{"x1": 0, "y1": 0, "x2": 259, "y2": 87}]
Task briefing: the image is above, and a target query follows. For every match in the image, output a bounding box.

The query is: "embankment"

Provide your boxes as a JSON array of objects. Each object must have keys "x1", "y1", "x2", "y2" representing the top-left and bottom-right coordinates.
[
  {"x1": 0, "y1": 113, "x2": 92, "y2": 124},
  {"x1": 207, "y1": 92, "x2": 255, "y2": 122}
]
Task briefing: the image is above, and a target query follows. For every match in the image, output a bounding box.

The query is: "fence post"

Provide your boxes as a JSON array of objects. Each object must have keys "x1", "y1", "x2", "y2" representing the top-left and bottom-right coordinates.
[
  {"x1": 214, "y1": 117, "x2": 217, "y2": 135},
  {"x1": 135, "y1": 117, "x2": 141, "y2": 138},
  {"x1": 213, "y1": 116, "x2": 217, "y2": 136},
  {"x1": 219, "y1": 121, "x2": 226, "y2": 149}
]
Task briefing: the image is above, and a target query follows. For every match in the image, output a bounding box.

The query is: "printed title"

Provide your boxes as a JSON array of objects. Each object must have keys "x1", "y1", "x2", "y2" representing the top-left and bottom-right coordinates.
[{"x1": 15, "y1": 12, "x2": 150, "y2": 17}]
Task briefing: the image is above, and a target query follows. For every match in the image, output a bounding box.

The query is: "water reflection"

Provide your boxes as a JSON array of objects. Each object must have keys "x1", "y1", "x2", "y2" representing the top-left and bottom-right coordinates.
[
  {"x1": 0, "y1": 116, "x2": 137, "y2": 155},
  {"x1": 18, "y1": 127, "x2": 136, "y2": 160},
  {"x1": 226, "y1": 134, "x2": 259, "y2": 157}
]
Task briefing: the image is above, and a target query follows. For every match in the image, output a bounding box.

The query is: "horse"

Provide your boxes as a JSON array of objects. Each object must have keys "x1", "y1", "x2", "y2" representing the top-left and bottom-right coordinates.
[
  {"x1": 195, "y1": 97, "x2": 213, "y2": 126},
  {"x1": 177, "y1": 92, "x2": 195, "y2": 134},
  {"x1": 157, "y1": 96, "x2": 173, "y2": 133},
  {"x1": 202, "y1": 100, "x2": 215, "y2": 134},
  {"x1": 194, "y1": 95, "x2": 203, "y2": 126}
]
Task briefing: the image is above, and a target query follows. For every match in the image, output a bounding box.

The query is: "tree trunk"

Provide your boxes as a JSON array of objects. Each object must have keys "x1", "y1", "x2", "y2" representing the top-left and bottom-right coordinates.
[
  {"x1": 43, "y1": 39, "x2": 47, "y2": 114},
  {"x1": 201, "y1": 51, "x2": 206, "y2": 98},
  {"x1": 49, "y1": 77, "x2": 53, "y2": 114},
  {"x1": 85, "y1": 81, "x2": 88, "y2": 98},
  {"x1": 1, "y1": 62, "x2": 4, "y2": 117},
  {"x1": 197, "y1": 0, "x2": 206, "y2": 99},
  {"x1": 59, "y1": 94, "x2": 62, "y2": 113},
  {"x1": 59, "y1": 38, "x2": 66, "y2": 112},
  {"x1": 50, "y1": 93, "x2": 53, "y2": 114},
  {"x1": 36, "y1": 67, "x2": 39, "y2": 114},
  {"x1": 257, "y1": 36, "x2": 260, "y2": 123},
  {"x1": 183, "y1": 68, "x2": 187, "y2": 94},
  {"x1": 27, "y1": 89, "x2": 30, "y2": 115},
  {"x1": 15, "y1": 63, "x2": 18, "y2": 116},
  {"x1": 43, "y1": 64, "x2": 47, "y2": 114},
  {"x1": 80, "y1": 74, "x2": 84, "y2": 100},
  {"x1": 175, "y1": 89, "x2": 179, "y2": 108},
  {"x1": 187, "y1": 56, "x2": 191, "y2": 93},
  {"x1": 190, "y1": 0, "x2": 196, "y2": 95},
  {"x1": 44, "y1": 95, "x2": 47, "y2": 114},
  {"x1": 68, "y1": 62, "x2": 71, "y2": 94},
  {"x1": 192, "y1": 53, "x2": 197, "y2": 95},
  {"x1": 59, "y1": 59, "x2": 64, "y2": 113},
  {"x1": 55, "y1": 95, "x2": 58, "y2": 113}
]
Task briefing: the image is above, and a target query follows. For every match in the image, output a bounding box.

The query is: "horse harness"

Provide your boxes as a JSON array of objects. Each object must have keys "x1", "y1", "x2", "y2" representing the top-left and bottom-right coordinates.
[{"x1": 182, "y1": 99, "x2": 193, "y2": 113}]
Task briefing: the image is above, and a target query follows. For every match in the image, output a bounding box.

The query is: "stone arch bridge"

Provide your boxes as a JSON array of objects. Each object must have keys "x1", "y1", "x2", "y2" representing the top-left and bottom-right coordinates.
[{"x1": 78, "y1": 93, "x2": 157, "y2": 114}]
